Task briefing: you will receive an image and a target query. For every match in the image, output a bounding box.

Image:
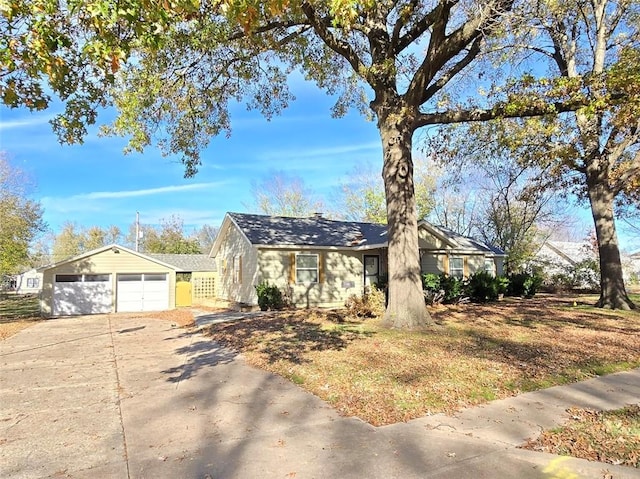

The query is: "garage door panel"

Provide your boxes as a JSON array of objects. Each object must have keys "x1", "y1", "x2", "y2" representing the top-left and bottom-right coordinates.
[
  {"x1": 53, "y1": 278, "x2": 112, "y2": 316},
  {"x1": 116, "y1": 273, "x2": 169, "y2": 312}
]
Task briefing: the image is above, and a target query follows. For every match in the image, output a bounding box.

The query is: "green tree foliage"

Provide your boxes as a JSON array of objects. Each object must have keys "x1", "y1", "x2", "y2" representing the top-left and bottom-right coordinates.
[
  {"x1": 140, "y1": 215, "x2": 202, "y2": 254},
  {"x1": 51, "y1": 222, "x2": 122, "y2": 260},
  {"x1": 249, "y1": 171, "x2": 324, "y2": 217},
  {"x1": 4, "y1": 1, "x2": 621, "y2": 326},
  {"x1": 0, "y1": 155, "x2": 46, "y2": 275}
]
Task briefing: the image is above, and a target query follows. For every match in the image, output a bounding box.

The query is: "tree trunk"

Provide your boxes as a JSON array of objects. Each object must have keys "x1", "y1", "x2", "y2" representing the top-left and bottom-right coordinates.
[
  {"x1": 377, "y1": 112, "x2": 431, "y2": 328},
  {"x1": 586, "y1": 168, "x2": 636, "y2": 310}
]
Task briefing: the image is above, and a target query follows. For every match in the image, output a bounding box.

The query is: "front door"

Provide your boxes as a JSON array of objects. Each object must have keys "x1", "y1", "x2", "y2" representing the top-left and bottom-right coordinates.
[{"x1": 364, "y1": 255, "x2": 380, "y2": 288}]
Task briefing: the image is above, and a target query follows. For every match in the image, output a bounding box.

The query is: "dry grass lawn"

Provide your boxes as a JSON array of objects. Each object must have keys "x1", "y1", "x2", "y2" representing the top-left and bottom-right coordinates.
[{"x1": 205, "y1": 294, "x2": 640, "y2": 426}]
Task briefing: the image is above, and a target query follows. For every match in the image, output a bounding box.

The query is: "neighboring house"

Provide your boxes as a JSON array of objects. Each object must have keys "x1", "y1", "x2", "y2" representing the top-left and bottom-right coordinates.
[
  {"x1": 15, "y1": 268, "x2": 43, "y2": 295},
  {"x1": 533, "y1": 240, "x2": 597, "y2": 272},
  {"x1": 532, "y1": 240, "x2": 599, "y2": 287},
  {"x1": 40, "y1": 244, "x2": 216, "y2": 317},
  {"x1": 211, "y1": 212, "x2": 505, "y2": 309}
]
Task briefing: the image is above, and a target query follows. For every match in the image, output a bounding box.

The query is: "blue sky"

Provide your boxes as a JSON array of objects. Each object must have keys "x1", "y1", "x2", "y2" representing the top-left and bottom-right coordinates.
[
  {"x1": 1, "y1": 77, "x2": 638, "y2": 253},
  {"x1": 0, "y1": 78, "x2": 383, "y2": 236}
]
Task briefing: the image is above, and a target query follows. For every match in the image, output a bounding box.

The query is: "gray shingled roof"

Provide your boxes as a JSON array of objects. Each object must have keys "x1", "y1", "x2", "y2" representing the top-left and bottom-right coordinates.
[
  {"x1": 228, "y1": 213, "x2": 505, "y2": 255},
  {"x1": 229, "y1": 212, "x2": 388, "y2": 247},
  {"x1": 147, "y1": 253, "x2": 217, "y2": 272},
  {"x1": 430, "y1": 225, "x2": 506, "y2": 255}
]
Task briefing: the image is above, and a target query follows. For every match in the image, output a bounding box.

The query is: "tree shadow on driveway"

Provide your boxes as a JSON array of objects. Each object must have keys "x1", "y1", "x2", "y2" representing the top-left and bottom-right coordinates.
[{"x1": 162, "y1": 338, "x2": 237, "y2": 383}]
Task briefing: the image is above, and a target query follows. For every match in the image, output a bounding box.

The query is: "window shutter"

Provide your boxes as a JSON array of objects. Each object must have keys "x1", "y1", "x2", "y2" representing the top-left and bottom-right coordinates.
[
  {"x1": 318, "y1": 253, "x2": 325, "y2": 283},
  {"x1": 289, "y1": 253, "x2": 296, "y2": 284},
  {"x1": 463, "y1": 257, "x2": 469, "y2": 278},
  {"x1": 443, "y1": 255, "x2": 449, "y2": 275},
  {"x1": 239, "y1": 256, "x2": 243, "y2": 284}
]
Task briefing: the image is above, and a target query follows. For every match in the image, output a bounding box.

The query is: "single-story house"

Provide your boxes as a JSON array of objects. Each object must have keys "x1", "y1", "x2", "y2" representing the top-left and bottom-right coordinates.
[
  {"x1": 15, "y1": 268, "x2": 43, "y2": 295},
  {"x1": 211, "y1": 212, "x2": 505, "y2": 309},
  {"x1": 40, "y1": 244, "x2": 216, "y2": 317}
]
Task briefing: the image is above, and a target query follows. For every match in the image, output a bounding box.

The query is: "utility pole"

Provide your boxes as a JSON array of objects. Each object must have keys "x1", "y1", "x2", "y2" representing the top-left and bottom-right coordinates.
[{"x1": 135, "y1": 211, "x2": 140, "y2": 252}]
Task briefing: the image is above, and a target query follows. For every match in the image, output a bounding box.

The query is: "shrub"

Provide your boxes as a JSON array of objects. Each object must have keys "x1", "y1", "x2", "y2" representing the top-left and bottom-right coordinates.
[
  {"x1": 507, "y1": 272, "x2": 543, "y2": 298},
  {"x1": 345, "y1": 285, "x2": 386, "y2": 318},
  {"x1": 440, "y1": 274, "x2": 467, "y2": 303},
  {"x1": 422, "y1": 273, "x2": 466, "y2": 304},
  {"x1": 496, "y1": 276, "x2": 510, "y2": 296},
  {"x1": 422, "y1": 273, "x2": 444, "y2": 305},
  {"x1": 467, "y1": 271, "x2": 499, "y2": 302},
  {"x1": 255, "y1": 281, "x2": 284, "y2": 311},
  {"x1": 422, "y1": 273, "x2": 440, "y2": 291}
]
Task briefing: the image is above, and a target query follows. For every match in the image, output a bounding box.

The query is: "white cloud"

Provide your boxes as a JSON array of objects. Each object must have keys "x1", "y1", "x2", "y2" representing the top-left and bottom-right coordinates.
[
  {"x1": 0, "y1": 116, "x2": 53, "y2": 130},
  {"x1": 44, "y1": 182, "x2": 226, "y2": 202},
  {"x1": 260, "y1": 142, "x2": 381, "y2": 161}
]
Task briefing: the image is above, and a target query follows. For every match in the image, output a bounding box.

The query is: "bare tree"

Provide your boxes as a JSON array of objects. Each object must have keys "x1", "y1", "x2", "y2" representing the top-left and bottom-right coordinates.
[{"x1": 248, "y1": 171, "x2": 325, "y2": 218}]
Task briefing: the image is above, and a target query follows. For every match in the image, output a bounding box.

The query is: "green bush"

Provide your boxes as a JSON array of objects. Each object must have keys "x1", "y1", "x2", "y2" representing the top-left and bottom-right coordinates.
[
  {"x1": 496, "y1": 276, "x2": 510, "y2": 295},
  {"x1": 467, "y1": 271, "x2": 499, "y2": 302},
  {"x1": 422, "y1": 273, "x2": 440, "y2": 291},
  {"x1": 507, "y1": 272, "x2": 543, "y2": 298},
  {"x1": 422, "y1": 273, "x2": 466, "y2": 304},
  {"x1": 255, "y1": 281, "x2": 284, "y2": 311}
]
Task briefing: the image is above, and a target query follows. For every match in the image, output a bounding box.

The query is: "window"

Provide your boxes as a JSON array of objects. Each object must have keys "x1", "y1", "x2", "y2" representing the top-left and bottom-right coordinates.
[
  {"x1": 233, "y1": 256, "x2": 241, "y2": 284},
  {"x1": 85, "y1": 274, "x2": 109, "y2": 282},
  {"x1": 118, "y1": 274, "x2": 142, "y2": 282},
  {"x1": 145, "y1": 274, "x2": 166, "y2": 281},
  {"x1": 56, "y1": 274, "x2": 110, "y2": 283},
  {"x1": 484, "y1": 258, "x2": 496, "y2": 277},
  {"x1": 449, "y1": 257, "x2": 464, "y2": 279},
  {"x1": 296, "y1": 254, "x2": 318, "y2": 283},
  {"x1": 26, "y1": 278, "x2": 40, "y2": 288},
  {"x1": 56, "y1": 274, "x2": 82, "y2": 282}
]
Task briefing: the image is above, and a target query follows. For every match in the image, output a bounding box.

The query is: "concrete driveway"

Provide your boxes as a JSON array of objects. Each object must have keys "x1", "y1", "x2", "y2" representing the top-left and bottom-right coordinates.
[{"x1": 1, "y1": 315, "x2": 639, "y2": 479}]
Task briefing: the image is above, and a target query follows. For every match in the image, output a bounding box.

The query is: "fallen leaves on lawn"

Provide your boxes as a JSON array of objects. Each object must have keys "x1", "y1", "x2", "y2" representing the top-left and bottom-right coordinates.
[
  {"x1": 204, "y1": 296, "x2": 640, "y2": 426},
  {"x1": 523, "y1": 405, "x2": 640, "y2": 468}
]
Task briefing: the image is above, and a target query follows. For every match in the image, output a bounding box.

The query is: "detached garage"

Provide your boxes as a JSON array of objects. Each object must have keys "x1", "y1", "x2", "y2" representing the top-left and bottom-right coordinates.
[{"x1": 41, "y1": 245, "x2": 179, "y2": 317}]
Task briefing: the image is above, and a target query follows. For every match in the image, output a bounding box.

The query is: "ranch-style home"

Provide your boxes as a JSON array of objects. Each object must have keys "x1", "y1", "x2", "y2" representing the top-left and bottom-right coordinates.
[
  {"x1": 39, "y1": 244, "x2": 216, "y2": 317},
  {"x1": 211, "y1": 212, "x2": 505, "y2": 309}
]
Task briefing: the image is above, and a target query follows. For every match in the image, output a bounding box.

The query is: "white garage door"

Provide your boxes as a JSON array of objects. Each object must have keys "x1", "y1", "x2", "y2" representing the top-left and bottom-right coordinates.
[
  {"x1": 116, "y1": 273, "x2": 169, "y2": 312},
  {"x1": 53, "y1": 274, "x2": 112, "y2": 316}
]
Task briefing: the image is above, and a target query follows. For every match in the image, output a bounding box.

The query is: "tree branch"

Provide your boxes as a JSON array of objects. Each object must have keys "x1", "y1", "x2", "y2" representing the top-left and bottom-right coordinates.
[
  {"x1": 421, "y1": 37, "x2": 481, "y2": 101},
  {"x1": 299, "y1": 2, "x2": 365, "y2": 76},
  {"x1": 414, "y1": 99, "x2": 587, "y2": 128},
  {"x1": 228, "y1": 19, "x2": 309, "y2": 41},
  {"x1": 406, "y1": 0, "x2": 513, "y2": 106},
  {"x1": 394, "y1": 2, "x2": 448, "y2": 54}
]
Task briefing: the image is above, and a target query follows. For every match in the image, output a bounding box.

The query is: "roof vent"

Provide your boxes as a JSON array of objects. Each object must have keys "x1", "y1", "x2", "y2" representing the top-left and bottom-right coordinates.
[{"x1": 312, "y1": 212, "x2": 323, "y2": 219}]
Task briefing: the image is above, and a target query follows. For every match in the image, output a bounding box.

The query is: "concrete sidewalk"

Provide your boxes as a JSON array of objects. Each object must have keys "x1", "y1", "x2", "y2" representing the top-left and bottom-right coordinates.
[{"x1": 1, "y1": 315, "x2": 638, "y2": 479}]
